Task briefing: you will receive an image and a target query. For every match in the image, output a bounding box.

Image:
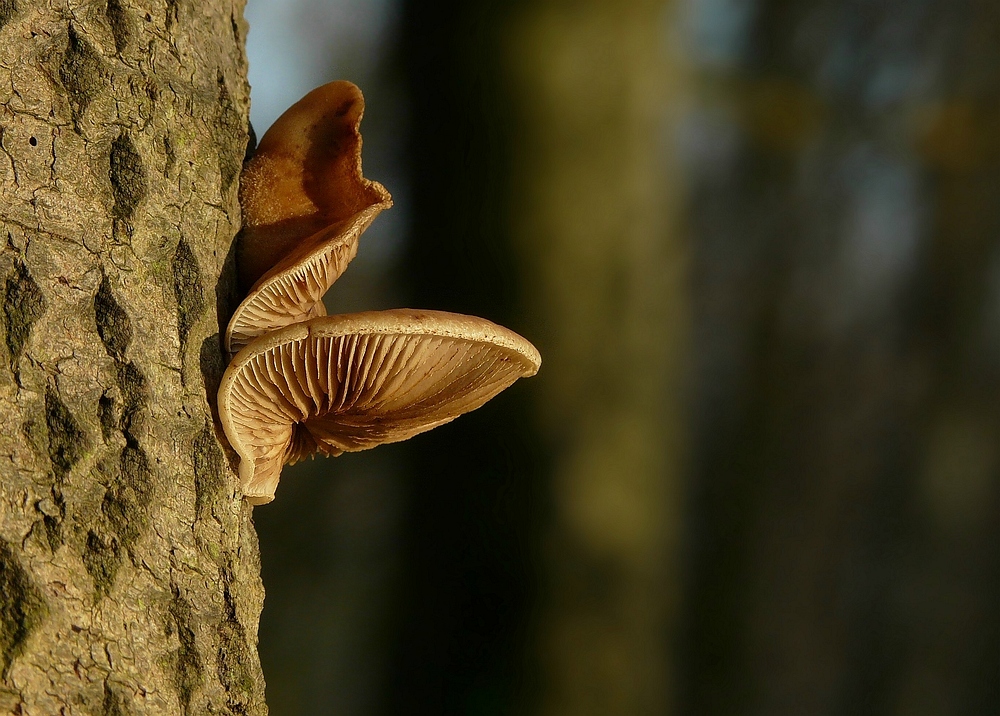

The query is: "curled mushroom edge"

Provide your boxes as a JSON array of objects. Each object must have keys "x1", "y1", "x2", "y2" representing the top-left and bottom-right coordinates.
[
  {"x1": 218, "y1": 81, "x2": 540, "y2": 505},
  {"x1": 227, "y1": 80, "x2": 393, "y2": 354}
]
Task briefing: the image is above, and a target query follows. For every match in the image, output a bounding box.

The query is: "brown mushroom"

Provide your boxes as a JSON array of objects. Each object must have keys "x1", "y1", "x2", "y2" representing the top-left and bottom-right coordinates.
[
  {"x1": 227, "y1": 80, "x2": 391, "y2": 353},
  {"x1": 220, "y1": 80, "x2": 541, "y2": 505},
  {"x1": 218, "y1": 309, "x2": 541, "y2": 505}
]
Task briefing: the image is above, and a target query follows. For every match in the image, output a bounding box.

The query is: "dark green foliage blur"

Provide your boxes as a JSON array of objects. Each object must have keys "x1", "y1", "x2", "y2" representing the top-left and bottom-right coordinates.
[{"x1": 250, "y1": 0, "x2": 1000, "y2": 714}]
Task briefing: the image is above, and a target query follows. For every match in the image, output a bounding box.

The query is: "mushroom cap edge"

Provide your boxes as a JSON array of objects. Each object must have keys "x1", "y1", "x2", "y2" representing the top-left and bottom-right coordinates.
[{"x1": 217, "y1": 309, "x2": 541, "y2": 504}]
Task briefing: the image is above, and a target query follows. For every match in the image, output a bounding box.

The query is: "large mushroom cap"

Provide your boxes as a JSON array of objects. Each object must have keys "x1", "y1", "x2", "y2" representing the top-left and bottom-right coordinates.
[
  {"x1": 218, "y1": 310, "x2": 541, "y2": 505},
  {"x1": 228, "y1": 80, "x2": 391, "y2": 353}
]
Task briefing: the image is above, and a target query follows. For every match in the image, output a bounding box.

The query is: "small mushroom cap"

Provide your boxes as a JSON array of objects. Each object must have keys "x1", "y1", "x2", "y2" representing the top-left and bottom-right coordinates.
[
  {"x1": 228, "y1": 81, "x2": 391, "y2": 352},
  {"x1": 225, "y1": 203, "x2": 383, "y2": 353},
  {"x1": 218, "y1": 310, "x2": 541, "y2": 505}
]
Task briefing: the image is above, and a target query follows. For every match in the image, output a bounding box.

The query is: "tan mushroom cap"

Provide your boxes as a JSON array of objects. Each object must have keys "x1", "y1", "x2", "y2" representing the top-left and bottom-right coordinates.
[
  {"x1": 228, "y1": 80, "x2": 391, "y2": 353},
  {"x1": 218, "y1": 309, "x2": 541, "y2": 505},
  {"x1": 225, "y1": 204, "x2": 385, "y2": 353}
]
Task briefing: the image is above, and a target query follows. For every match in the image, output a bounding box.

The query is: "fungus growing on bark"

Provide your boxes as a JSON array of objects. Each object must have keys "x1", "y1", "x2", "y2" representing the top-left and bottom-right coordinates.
[
  {"x1": 219, "y1": 81, "x2": 540, "y2": 504},
  {"x1": 219, "y1": 310, "x2": 541, "y2": 504},
  {"x1": 227, "y1": 80, "x2": 392, "y2": 353}
]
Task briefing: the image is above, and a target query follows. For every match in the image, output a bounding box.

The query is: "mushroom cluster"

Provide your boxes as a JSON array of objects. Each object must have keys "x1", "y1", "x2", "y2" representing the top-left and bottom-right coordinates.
[{"x1": 218, "y1": 82, "x2": 540, "y2": 505}]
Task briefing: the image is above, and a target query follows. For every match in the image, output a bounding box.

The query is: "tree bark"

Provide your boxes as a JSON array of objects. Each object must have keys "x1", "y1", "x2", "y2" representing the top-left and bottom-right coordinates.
[{"x1": 0, "y1": 1, "x2": 266, "y2": 714}]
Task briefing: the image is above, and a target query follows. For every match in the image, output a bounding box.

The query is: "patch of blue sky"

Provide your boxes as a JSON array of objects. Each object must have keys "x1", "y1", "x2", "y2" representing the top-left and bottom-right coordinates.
[{"x1": 681, "y1": 0, "x2": 756, "y2": 69}]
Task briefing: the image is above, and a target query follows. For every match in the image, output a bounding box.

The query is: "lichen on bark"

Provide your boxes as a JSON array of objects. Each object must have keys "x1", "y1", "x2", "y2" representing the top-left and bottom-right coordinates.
[{"x1": 0, "y1": 1, "x2": 266, "y2": 713}]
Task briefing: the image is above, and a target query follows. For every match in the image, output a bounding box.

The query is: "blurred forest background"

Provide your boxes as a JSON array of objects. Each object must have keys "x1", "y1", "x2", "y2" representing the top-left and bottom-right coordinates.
[{"x1": 244, "y1": 0, "x2": 1000, "y2": 714}]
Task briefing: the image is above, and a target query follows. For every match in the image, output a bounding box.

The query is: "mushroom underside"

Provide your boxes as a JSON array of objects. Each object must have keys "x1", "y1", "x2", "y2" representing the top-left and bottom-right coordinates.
[
  {"x1": 219, "y1": 311, "x2": 540, "y2": 504},
  {"x1": 225, "y1": 201, "x2": 390, "y2": 353},
  {"x1": 225, "y1": 81, "x2": 540, "y2": 505}
]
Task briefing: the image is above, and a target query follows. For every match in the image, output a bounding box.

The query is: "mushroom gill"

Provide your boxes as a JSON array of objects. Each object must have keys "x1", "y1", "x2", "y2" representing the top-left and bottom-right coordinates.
[
  {"x1": 220, "y1": 80, "x2": 540, "y2": 504},
  {"x1": 227, "y1": 80, "x2": 391, "y2": 353},
  {"x1": 218, "y1": 310, "x2": 541, "y2": 505}
]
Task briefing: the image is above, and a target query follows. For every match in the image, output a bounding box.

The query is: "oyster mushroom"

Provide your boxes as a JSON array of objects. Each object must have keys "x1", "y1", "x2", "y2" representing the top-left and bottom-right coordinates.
[
  {"x1": 219, "y1": 80, "x2": 540, "y2": 504},
  {"x1": 227, "y1": 80, "x2": 392, "y2": 353},
  {"x1": 218, "y1": 310, "x2": 541, "y2": 505}
]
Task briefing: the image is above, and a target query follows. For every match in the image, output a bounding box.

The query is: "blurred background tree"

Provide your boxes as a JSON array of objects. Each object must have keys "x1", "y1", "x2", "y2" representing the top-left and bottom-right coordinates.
[{"x1": 244, "y1": 0, "x2": 1000, "y2": 714}]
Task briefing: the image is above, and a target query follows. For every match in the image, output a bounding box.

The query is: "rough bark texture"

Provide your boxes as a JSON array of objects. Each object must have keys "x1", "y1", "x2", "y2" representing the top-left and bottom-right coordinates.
[{"x1": 0, "y1": 1, "x2": 266, "y2": 714}]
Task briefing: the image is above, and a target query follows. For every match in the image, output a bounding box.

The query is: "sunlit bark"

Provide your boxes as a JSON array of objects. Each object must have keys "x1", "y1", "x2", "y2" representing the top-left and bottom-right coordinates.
[{"x1": 0, "y1": 2, "x2": 265, "y2": 712}]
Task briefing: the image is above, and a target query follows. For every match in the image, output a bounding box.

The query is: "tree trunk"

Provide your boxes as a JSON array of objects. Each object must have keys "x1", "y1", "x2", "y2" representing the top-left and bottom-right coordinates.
[{"x1": 0, "y1": 1, "x2": 266, "y2": 714}]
